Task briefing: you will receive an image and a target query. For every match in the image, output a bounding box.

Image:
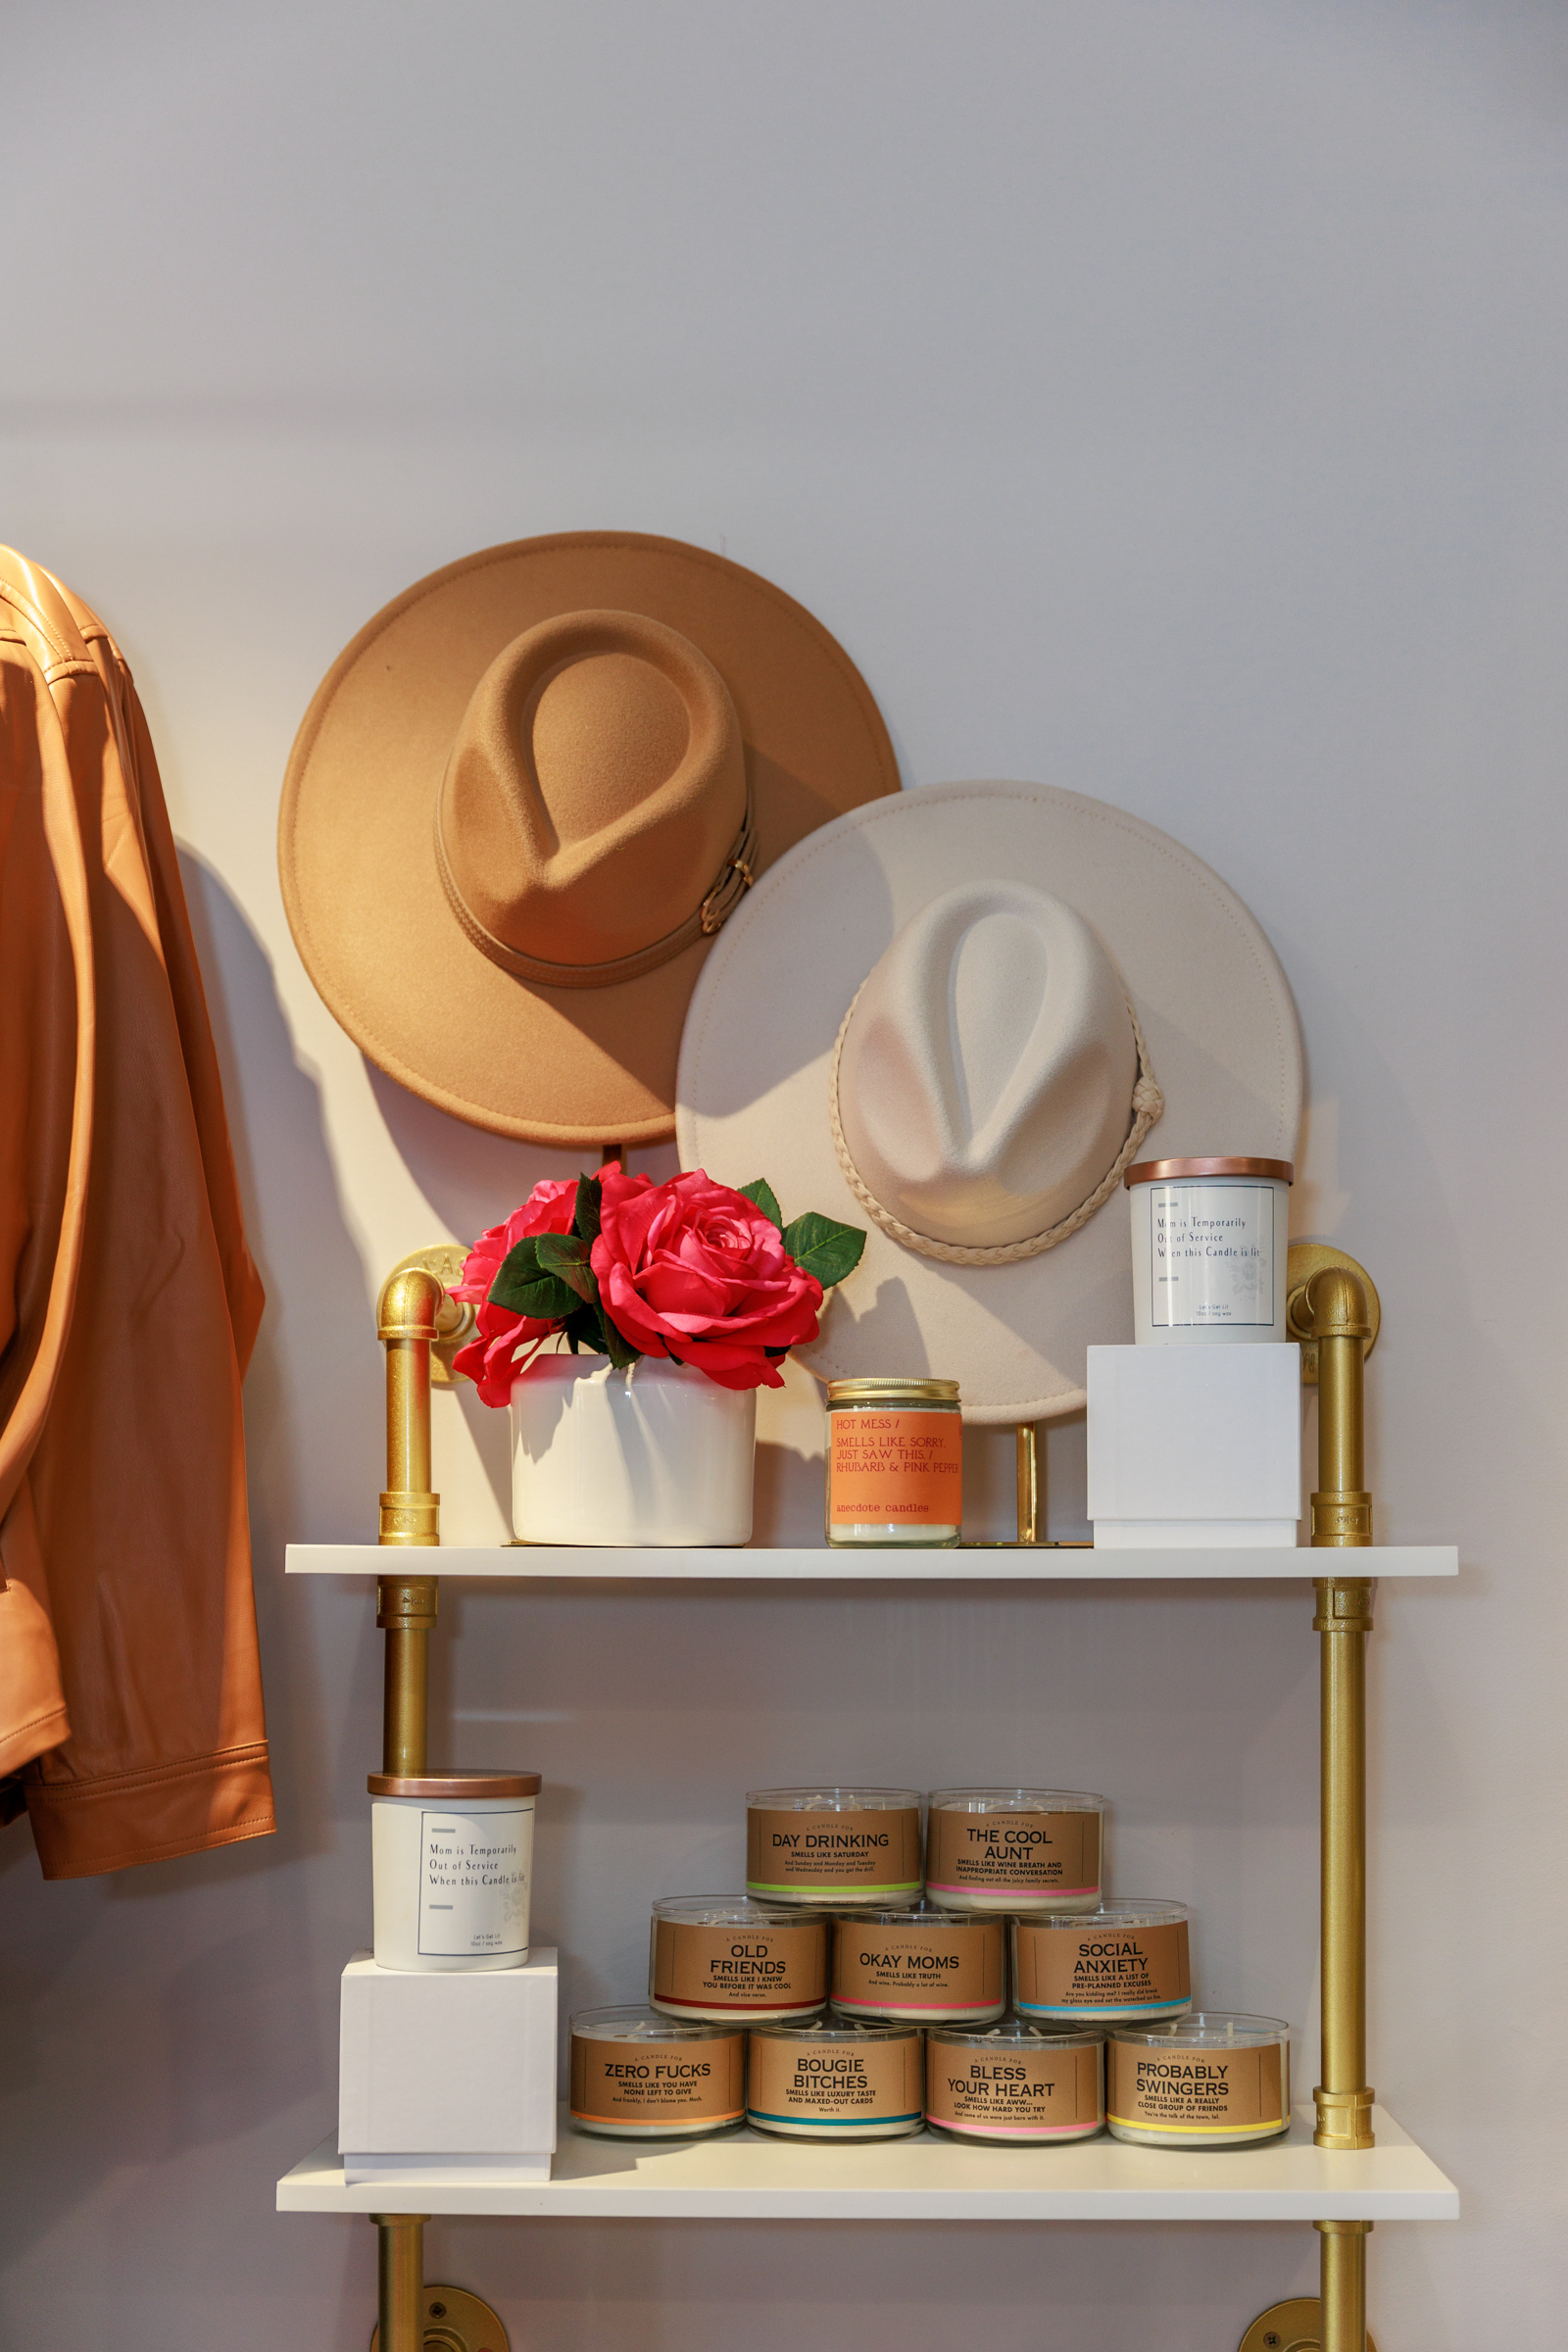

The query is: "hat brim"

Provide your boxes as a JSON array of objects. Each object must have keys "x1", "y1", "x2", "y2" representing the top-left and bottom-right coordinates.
[
  {"x1": 675, "y1": 782, "x2": 1302, "y2": 1424},
  {"x1": 279, "y1": 534, "x2": 900, "y2": 1146}
]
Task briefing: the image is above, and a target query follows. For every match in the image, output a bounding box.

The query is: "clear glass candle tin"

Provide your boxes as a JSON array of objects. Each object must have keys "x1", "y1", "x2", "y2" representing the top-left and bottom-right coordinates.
[
  {"x1": 1126, "y1": 1157, "x2": 1293, "y2": 1345},
  {"x1": 831, "y1": 1902, "x2": 1007, "y2": 2024},
  {"x1": 368, "y1": 1767, "x2": 539, "y2": 1973},
  {"x1": 1107, "y1": 2011, "x2": 1291, "y2": 2147},
  {"x1": 649, "y1": 1897, "x2": 828, "y2": 2022},
  {"x1": 925, "y1": 2020, "x2": 1104, "y2": 2143},
  {"x1": 825, "y1": 1377, "x2": 962, "y2": 1544},
  {"x1": 925, "y1": 1788, "x2": 1104, "y2": 1915},
  {"x1": 747, "y1": 2016, "x2": 924, "y2": 2140},
  {"x1": 746, "y1": 1786, "x2": 924, "y2": 1907},
  {"x1": 1012, "y1": 1902, "x2": 1192, "y2": 2024},
  {"x1": 568, "y1": 2005, "x2": 746, "y2": 2139}
]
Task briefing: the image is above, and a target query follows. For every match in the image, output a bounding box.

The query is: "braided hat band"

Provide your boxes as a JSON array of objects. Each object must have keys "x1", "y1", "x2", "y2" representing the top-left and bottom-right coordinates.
[{"x1": 827, "y1": 989, "x2": 1164, "y2": 1268}]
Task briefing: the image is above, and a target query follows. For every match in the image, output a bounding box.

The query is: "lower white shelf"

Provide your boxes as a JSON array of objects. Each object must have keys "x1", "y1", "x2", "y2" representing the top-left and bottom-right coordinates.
[
  {"x1": 277, "y1": 2103, "x2": 1456, "y2": 2222},
  {"x1": 284, "y1": 1544, "x2": 1458, "y2": 1582}
]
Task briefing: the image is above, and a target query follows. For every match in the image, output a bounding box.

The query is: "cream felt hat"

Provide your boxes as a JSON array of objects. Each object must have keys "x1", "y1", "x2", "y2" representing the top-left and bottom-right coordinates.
[
  {"x1": 279, "y1": 533, "x2": 899, "y2": 1147},
  {"x1": 675, "y1": 782, "x2": 1301, "y2": 1424}
]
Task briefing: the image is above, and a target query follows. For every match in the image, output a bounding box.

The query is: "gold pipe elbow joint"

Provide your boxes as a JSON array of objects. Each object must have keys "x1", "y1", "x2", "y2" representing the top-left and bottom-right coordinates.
[{"x1": 1299, "y1": 1264, "x2": 1372, "y2": 1345}]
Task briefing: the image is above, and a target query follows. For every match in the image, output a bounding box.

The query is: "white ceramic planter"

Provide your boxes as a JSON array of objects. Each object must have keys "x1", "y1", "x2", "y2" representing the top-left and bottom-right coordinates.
[{"x1": 510, "y1": 1353, "x2": 757, "y2": 1545}]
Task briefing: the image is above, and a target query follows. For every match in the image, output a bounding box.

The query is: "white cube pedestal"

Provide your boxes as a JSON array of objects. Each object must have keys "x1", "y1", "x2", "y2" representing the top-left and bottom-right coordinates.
[
  {"x1": 1087, "y1": 1345, "x2": 1301, "y2": 1547},
  {"x1": 338, "y1": 1946, "x2": 558, "y2": 2185}
]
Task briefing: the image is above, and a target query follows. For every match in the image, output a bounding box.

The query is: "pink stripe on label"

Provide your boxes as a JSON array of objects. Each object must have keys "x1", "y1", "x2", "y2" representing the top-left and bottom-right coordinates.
[
  {"x1": 925, "y1": 1883, "x2": 1097, "y2": 1898},
  {"x1": 934, "y1": 2117, "x2": 1099, "y2": 2137},
  {"x1": 853, "y1": 1995, "x2": 1000, "y2": 2013}
]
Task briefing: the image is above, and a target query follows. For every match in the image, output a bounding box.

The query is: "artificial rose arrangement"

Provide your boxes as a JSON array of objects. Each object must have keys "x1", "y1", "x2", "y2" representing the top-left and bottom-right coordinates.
[{"x1": 453, "y1": 1166, "x2": 865, "y2": 1401}]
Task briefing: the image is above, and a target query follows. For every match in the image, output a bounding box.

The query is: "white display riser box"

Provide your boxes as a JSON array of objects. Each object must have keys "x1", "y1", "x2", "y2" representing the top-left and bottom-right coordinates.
[
  {"x1": 1087, "y1": 1344, "x2": 1302, "y2": 1547},
  {"x1": 338, "y1": 1947, "x2": 558, "y2": 2186}
]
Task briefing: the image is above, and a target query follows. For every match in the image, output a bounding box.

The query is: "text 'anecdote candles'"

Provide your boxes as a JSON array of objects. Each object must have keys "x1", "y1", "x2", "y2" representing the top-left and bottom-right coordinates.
[
  {"x1": 649, "y1": 1898, "x2": 828, "y2": 2021},
  {"x1": 747, "y1": 2017, "x2": 924, "y2": 2139},
  {"x1": 368, "y1": 1768, "x2": 540, "y2": 1972},
  {"x1": 925, "y1": 2021, "x2": 1104, "y2": 2143},
  {"x1": 832, "y1": 1903, "x2": 1006, "y2": 2024},
  {"x1": 1012, "y1": 1903, "x2": 1192, "y2": 2024},
  {"x1": 925, "y1": 1788, "x2": 1103, "y2": 1914},
  {"x1": 1107, "y1": 2012, "x2": 1290, "y2": 2147},
  {"x1": 746, "y1": 1787, "x2": 923, "y2": 1906},
  {"x1": 568, "y1": 2006, "x2": 746, "y2": 2138}
]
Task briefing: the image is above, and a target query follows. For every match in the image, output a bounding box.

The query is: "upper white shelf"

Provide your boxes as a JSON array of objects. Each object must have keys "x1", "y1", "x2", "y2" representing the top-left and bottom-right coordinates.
[
  {"x1": 277, "y1": 2103, "x2": 1456, "y2": 2222},
  {"x1": 285, "y1": 1543, "x2": 1457, "y2": 1582}
]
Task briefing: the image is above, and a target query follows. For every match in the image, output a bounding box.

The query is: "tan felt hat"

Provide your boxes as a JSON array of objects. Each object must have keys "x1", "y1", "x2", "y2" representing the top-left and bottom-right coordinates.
[
  {"x1": 676, "y1": 782, "x2": 1302, "y2": 1424},
  {"x1": 278, "y1": 533, "x2": 900, "y2": 1145}
]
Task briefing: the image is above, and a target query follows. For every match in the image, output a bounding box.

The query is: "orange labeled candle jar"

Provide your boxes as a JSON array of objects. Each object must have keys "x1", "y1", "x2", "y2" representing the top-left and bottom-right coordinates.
[
  {"x1": 1107, "y1": 2012, "x2": 1290, "y2": 2147},
  {"x1": 832, "y1": 1903, "x2": 1006, "y2": 2024},
  {"x1": 925, "y1": 2021, "x2": 1104, "y2": 2143},
  {"x1": 569, "y1": 2006, "x2": 746, "y2": 2139},
  {"x1": 650, "y1": 1898, "x2": 828, "y2": 2022},
  {"x1": 926, "y1": 1788, "x2": 1104, "y2": 1914},
  {"x1": 748, "y1": 2017, "x2": 924, "y2": 2139},
  {"x1": 825, "y1": 1378, "x2": 962, "y2": 1544},
  {"x1": 1013, "y1": 1902, "x2": 1191, "y2": 2025},
  {"x1": 747, "y1": 1787, "x2": 924, "y2": 1907}
]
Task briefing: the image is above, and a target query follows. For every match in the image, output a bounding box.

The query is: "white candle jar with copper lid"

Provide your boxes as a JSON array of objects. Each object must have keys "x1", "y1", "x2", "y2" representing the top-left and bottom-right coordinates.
[
  {"x1": 649, "y1": 1898, "x2": 828, "y2": 2023},
  {"x1": 1013, "y1": 1901, "x2": 1192, "y2": 2025},
  {"x1": 1126, "y1": 1157, "x2": 1293, "y2": 1345},
  {"x1": 569, "y1": 2006, "x2": 746, "y2": 2139},
  {"x1": 368, "y1": 1768, "x2": 539, "y2": 1972},
  {"x1": 925, "y1": 1788, "x2": 1103, "y2": 1915},
  {"x1": 1107, "y1": 2011, "x2": 1290, "y2": 2147},
  {"x1": 825, "y1": 1377, "x2": 962, "y2": 1544},
  {"x1": 746, "y1": 1787, "x2": 924, "y2": 1907},
  {"x1": 832, "y1": 1902, "x2": 1006, "y2": 2024},
  {"x1": 925, "y1": 2020, "x2": 1104, "y2": 2144},
  {"x1": 747, "y1": 2016, "x2": 924, "y2": 2140}
]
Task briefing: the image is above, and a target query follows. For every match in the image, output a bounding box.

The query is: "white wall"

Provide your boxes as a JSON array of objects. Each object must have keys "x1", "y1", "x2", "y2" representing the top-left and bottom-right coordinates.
[{"x1": 2, "y1": 4, "x2": 1561, "y2": 2344}]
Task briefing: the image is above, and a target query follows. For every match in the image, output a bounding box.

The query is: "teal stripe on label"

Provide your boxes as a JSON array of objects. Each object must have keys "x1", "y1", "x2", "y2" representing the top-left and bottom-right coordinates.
[
  {"x1": 1017, "y1": 1997, "x2": 1183, "y2": 2018},
  {"x1": 747, "y1": 2109, "x2": 923, "y2": 2129}
]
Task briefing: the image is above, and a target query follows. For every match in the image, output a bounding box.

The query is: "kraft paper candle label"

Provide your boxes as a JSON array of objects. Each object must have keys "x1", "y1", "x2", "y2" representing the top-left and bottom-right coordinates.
[
  {"x1": 926, "y1": 2042, "x2": 1102, "y2": 2138},
  {"x1": 654, "y1": 1919, "x2": 826, "y2": 2011},
  {"x1": 834, "y1": 1918, "x2": 1004, "y2": 2014},
  {"x1": 749, "y1": 2034, "x2": 924, "y2": 2128},
  {"x1": 570, "y1": 2034, "x2": 745, "y2": 2126},
  {"x1": 747, "y1": 1808, "x2": 923, "y2": 1895},
  {"x1": 1148, "y1": 1183, "x2": 1275, "y2": 1329},
  {"x1": 927, "y1": 1809, "x2": 1100, "y2": 1900},
  {"x1": 416, "y1": 1809, "x2": 530, "y2": 1958},
  {"x1": 1108, "y1": 2040, "x2": 1283, "y2": 2134},
  {"x1": 1015, "y1": 1921, "x2": 1190, "y2": 2014},
  {"x1": 828, "y1": 1410, "x2": 963, "y2": 1524}
]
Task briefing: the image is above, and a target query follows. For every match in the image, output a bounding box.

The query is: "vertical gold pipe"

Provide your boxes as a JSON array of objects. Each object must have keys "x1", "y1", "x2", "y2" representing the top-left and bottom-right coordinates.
[
  {"x1": 1316, "y1": 2218, "x2": 1372, "y2": 2352},
  {"x1": 1304, "y1": 1263, "x2": 1376, "y2": 2157},
  {"x1": 377, "y1": 1268, "x2": 444, "y2": 1780},
  {"x1": 371, "y1": 2214, "x2": 426, "y2": 2352},
  {"x1": 1015, "y1": 1423, "x2": 1042, "y2": 1545}
]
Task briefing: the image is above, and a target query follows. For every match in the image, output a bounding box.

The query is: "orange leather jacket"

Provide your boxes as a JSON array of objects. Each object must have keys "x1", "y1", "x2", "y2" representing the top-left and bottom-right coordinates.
[{"x1": 0, "y1": 550, "x2": 275, "y2": 1876}]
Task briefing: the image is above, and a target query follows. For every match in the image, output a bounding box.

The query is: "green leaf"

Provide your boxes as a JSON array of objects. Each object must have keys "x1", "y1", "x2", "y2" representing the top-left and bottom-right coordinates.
[
  {"x1": 780, "y1": 1210, "x2": 866, "y2": 1291},
  {"x1": 562, "y1": 1302, "x2": 604, "y2": 1355},
  {"x1": 572, "y1": 1173, "x2": 603, "y2": 1245},
  {"x1": 597, "y1": 1307, "x2": 642, "y2": 1369},
  {"x1": 537, "y1": 1231, "x2": 599, "y2": 1304},
  {"x1": 490, "y1": 1238, "x2": 577, "y2": 1322},
  {"x1": 739, "y1": 1177, "x2": 782, "y2": 1229}
]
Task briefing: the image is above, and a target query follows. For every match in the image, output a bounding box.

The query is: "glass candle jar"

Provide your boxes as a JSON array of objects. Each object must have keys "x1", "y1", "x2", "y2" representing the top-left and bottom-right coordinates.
[
  {"x1": 925, "y1": 1788, "x2": 1103, "y2": 1915},
  {"x1": 650, "y1": 1897, "x2": 828, "y2": 2022},
  {"x1": 746, "y1": 1787, "x2": 924, "y2": 1907},
  {"x1": 568, "y1": 2005, "x2": 746, "y2": 2139},
  {"x1": 747, "y1": 2016, "x2": 924, "y2": 2139},
  {"x1": 925, "y1": 2020, "x2": 1104, "y2": 2143},
  {"x1": 1107, "y1": 2011, "x2": 1291, "y2": 2147},
  {"x1": 368, "y1": 1768, "x2": 540, "y2": 1972},
  {"x1": 832, "y1": 1902, "x2": 1006, "y2": 2024},
  {"x1": 1012, "y1": 1902, "x2": 1192, "y2": 2025},
  {"x1": 1125, "y1": 1157, "x2": 1293, "y2": 1345},
  {"x1": 825, "y1": 1377, "x2": 962, "y2": 1544}
]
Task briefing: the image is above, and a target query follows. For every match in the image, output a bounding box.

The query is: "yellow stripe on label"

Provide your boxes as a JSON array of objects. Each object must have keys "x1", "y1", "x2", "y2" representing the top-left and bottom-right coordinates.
[{"x1": 1107, "y1": 2114, "x2": 1283, "y2": 2134}]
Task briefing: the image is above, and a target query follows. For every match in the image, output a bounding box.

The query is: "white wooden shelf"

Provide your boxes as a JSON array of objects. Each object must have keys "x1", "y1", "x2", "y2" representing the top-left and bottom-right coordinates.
[
  {"x1": 277, "y1": 2103, "x2": 1456, "y2": 2222},
  {"x1": 285, "y1": 1543, "x2": 1457, "y2": 1582}
]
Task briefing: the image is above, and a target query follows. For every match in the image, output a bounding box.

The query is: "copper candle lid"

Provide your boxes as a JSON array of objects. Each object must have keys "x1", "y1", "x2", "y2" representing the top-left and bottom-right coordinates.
[
  {"x1": 1124, "y1": 1156, "x2": 1293, "y2": 1187},
  {"x1": 368, "y1": 1768, "x2": 542, "y2": 1798}
]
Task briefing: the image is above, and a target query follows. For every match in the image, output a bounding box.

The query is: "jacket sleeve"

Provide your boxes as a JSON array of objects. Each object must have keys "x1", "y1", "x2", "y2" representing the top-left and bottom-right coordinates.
[{"x1": 0, "y1": 554, "x2": 275, "y2": 1875}]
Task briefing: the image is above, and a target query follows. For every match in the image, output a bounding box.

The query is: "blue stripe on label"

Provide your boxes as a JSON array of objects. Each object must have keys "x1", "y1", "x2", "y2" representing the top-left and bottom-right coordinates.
[
  {"x1": 1016, "y1": 1998, "x2": 1183, "y2": 2018},
  {"x1": 747, "y1": 2110, "x2": 923, "y2": 2129}
]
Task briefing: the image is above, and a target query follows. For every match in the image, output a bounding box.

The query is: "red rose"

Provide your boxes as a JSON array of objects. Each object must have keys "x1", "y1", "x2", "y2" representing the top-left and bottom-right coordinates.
[
  {"x1": 591, "y1": 1165, "x2": 824, "y2": 1392},
  {"x1": 452, "y1": 1179, "x2": 579, "y2": 1406}
]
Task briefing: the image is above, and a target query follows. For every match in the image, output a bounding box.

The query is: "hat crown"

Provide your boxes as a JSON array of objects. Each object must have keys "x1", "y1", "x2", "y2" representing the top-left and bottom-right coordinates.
[
  {"x1": 837, "y1": 881, "x2": 1139, "y2": 1249},
  {"x1": 437, "y1": 609, "x2": 746, "y2": 968}
]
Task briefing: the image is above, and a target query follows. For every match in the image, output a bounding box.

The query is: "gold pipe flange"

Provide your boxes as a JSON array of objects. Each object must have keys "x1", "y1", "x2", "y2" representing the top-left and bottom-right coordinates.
[
  {"x1": 370, "y1": 2280, "x2": 511, "y2": 2352},
  {"x1": 1238, "y1": 2296, "x2": 1378, "y2": 2352},
  {"x1": 377, "y1": 1248, "x2": 477, "y2": 1387},
  {"x1": 1287, "y1": 1243, "x2": 1380, "y2": 1385}
]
